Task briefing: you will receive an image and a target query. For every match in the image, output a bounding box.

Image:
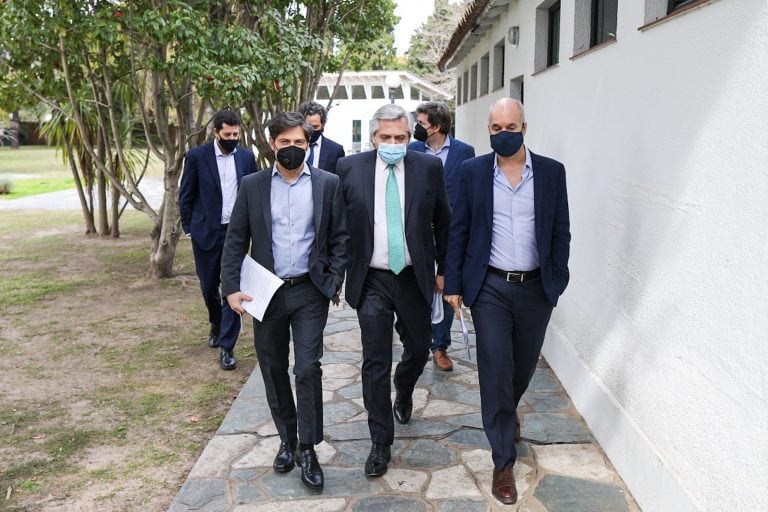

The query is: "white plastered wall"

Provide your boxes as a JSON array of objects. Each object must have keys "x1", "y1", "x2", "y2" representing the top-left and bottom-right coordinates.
[{"x1": 453, "y1": 1, "x2": 768, "y2": 510}]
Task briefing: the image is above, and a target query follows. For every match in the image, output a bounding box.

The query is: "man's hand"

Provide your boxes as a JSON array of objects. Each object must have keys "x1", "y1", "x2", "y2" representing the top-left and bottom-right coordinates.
[
  {"x1": 444, "y1": 294, "x2": 463, "y2": 319},
  {"x1": 331, "y1": 289, "x2": 341, "y2": 307},
  {"x1": 226, "y1": 291, "x2": 253, "y2": 315},
  {"x1": 434, "y1": 274, "x2": 444, "y2": 293}
]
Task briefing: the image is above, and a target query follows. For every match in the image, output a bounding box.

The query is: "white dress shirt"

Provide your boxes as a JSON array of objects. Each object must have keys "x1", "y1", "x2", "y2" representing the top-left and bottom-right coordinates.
[
  {"x1": 215, "y1": 141, "x2": 238, "y2": 224},
  {"x1": 370, "y1": 155, "x2": 413, "y2": 270}
]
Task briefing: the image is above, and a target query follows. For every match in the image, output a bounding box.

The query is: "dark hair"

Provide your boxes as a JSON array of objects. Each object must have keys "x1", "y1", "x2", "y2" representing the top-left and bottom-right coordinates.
[
  {"x1": 267, "y1": 112, "x2": 312, "y2": 141},
  {"x1": 415, "y1": 101, "x2": 451, "y2": 135},
  {"x1": 298, "y1": 101, "x2": 328, "y2": 125},
  {"x1": 212, "y1": 108, "x2": 241, "y2": 131}
]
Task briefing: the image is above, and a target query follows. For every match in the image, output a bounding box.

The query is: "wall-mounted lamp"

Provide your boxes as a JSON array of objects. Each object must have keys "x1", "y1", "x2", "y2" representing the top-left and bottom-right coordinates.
[
  {"x1": 508, "y1": 25, "x2": 520, "y2": 46},
  {"x1": 384, "y1": 74, "x2": 400, "y2": 104}
]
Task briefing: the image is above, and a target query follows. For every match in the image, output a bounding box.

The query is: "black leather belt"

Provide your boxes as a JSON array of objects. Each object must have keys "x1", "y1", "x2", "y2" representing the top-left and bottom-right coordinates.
[
  {"x1": 282, "y1": 273, "x2": 310, "y2": 287},
  {"x1": 487, "y1": 266, "x2": 541, "y2": 283}
]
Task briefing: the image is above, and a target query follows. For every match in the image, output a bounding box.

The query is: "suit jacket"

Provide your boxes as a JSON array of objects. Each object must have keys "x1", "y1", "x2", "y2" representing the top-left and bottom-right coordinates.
[
  {"x1": 316, "y1": 136, "x2": 346, "y2": 174},
  {"x1": 179, "y1": 141, "x2": 258, "y2": 250},
  {"x1": 407, "y1": 136, "x2": 475, "y2": 209},
  {"x1": 220, "y1": 167, "x2": 349, "y2": 301},
  {"x1": 337, "y1": 150, "x2": 451, "y2": 309},
  {"x1": 444, "y1": 150, "x2": 571, "y2": 307}
]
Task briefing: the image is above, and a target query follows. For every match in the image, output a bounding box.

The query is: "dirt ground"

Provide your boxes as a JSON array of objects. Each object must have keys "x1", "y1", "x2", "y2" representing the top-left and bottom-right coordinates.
[{"x1": 0, "y1": 210, "x2": 256, "y2": 511}]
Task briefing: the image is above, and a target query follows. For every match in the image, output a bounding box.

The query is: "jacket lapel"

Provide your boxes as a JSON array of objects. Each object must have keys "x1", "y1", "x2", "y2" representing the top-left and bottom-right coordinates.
[
  {"x1": 531, "y1": 151, "x2": 544, "y2": 244},
  {"x1": 205, "y1": 142, "x2": 222, "y2": 195},
  {"x1": 444, "y1": 142, "x2": 459, "y2": 174},
  {"x1": 404, "y1": 151, "x2": 415, "y2": 226},
  {"x1": 259, "y1": 170, "x2": 273, "y2": 243},
  {"x1": 310, "y1": 169, "x2": 324, "y2": 236},
  {"x1": 362, "y1": 151, "x2": 376, "y2": 234},
  {"x1": 484, "y1": 153, "x2": 495, "y2": 239}
]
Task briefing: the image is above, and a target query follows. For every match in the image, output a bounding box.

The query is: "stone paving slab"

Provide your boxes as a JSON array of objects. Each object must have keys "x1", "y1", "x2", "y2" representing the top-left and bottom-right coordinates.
[{"x1": 170, "y1": 305, "x2": 640, "y2": 511}]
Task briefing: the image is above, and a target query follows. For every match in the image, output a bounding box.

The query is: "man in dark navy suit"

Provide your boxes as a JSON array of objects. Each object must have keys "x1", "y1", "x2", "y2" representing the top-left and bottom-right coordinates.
[
  {"x1": 179, "y1": 108, "x2": 257, "y2": 370},
  {"x1": 407, "y1": 101, "x2": 475, "y2": 371},
  {"x1": 299, "y1": 101, "x2": 346, "y2": 173},
  {"x1": 337, "y1": 103, "x2": 451, "y2": 477},
  {"x1": 444, "y1": 98, "x2": 571, "y2": 505}
]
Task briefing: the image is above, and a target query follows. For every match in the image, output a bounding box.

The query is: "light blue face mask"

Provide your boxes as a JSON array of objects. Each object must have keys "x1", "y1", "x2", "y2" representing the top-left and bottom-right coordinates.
[{"x1": 378, "y1": 143, "x2": 407, "y2": 165}]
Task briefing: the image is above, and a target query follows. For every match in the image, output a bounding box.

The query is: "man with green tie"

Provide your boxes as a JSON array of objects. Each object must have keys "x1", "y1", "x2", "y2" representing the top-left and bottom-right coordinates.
[{"x1": 336, "y1": 104, "x2": 451, "y2": 477}]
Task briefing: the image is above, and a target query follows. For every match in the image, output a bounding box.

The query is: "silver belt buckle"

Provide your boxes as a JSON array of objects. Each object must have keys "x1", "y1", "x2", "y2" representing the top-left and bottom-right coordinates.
[{"x1": 506, "y1": 271, "x2": 524, "y2": 283}]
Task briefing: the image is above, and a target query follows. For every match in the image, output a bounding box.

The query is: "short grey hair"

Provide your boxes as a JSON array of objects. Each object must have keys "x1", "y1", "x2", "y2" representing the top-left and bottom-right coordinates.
[
  {"x1": 488, "y1": 98, "x2": 526, "y2": 124},
  {"x1": 370, "y1": 103, "x2": 414, "y2": 137}
]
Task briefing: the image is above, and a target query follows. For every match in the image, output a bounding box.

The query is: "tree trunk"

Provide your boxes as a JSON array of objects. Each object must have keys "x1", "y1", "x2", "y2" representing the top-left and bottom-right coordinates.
[
  {"x1": 97, "y1": 167, "x2": 109, "y2": 236},
  {"x1": 10, "y1": 111, "x2": 20, "y2": 150},
  {"x1": 110, "y1": 183, "x2": 120, "y2": 238},
  {"x1": 148, "y1": 160, "x2": 182, "y2": 278}
]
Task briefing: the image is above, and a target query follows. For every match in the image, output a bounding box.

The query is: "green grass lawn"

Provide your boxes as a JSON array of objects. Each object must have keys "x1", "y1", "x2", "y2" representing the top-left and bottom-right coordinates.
[
  {"x1": 0, "y1": 146, "x2": 71, "y2": 177},
  {"x1": 0, "y1": 177, "x2": 76, "y2": 199}
]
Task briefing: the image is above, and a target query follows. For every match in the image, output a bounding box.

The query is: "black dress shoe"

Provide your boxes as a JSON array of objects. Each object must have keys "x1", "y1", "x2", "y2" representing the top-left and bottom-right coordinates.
[
  {"x1": 208, "y1": 324, "x2": 221, "y2": 348},
  {"x1": 219, "y1": 348, "x2": 237, "y2": 370},
  {"x1": 295, "y1": 447, "x2": 324, "y2": 489},
  {"x1": 273, "y1": 441, "x2": 297, "y2": 473},
  {"x1": 364, "y1": 443, "x2": 391, "y2": 477},
  {"x1": 393, "y1": 391, "x2": 413, "y2": 424}
]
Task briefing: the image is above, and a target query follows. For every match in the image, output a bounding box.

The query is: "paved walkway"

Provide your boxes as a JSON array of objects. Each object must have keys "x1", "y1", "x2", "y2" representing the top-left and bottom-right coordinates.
[{"x1": 169, "y1": 304, "x2": 639, "y2": 512}]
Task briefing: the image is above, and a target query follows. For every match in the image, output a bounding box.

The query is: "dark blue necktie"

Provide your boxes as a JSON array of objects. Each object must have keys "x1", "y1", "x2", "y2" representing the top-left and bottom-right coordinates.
[{"x1": 307, "y1": 143, "x2": 316, "y2": 167}]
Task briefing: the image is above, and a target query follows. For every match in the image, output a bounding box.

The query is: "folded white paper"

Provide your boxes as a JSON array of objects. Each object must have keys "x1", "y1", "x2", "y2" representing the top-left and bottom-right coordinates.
[
  {"x1": 431, "y1": 292, "x2": 444, "y2": 324},
  {"x1": 239, "y1": 255, "x2": 284, "y2": 321}
]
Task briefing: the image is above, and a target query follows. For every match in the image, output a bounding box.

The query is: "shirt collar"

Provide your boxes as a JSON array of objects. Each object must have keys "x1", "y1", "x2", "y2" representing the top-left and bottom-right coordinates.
[
  {"x1": 424, "y1": 135, "x2": 451, "y2": 153},
  {"x1": 271, "y1": 162, "x2": 312, "y2": 178},
  {"x1": 493, "y1": 146, "x2": 533, "y2": 178},
  {"x1": 214, "y1": 140, "x2": 237, "y2": 158}
]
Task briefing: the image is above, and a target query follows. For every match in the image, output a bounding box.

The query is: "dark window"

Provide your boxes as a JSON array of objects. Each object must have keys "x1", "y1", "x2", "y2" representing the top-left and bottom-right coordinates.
[
  {"x1": 480, "y1": 53, "x2": 490, "y2": 96},
  {"x1": 331, "y1": 86, "x2": 348, "y2": 100},
  {"x1": 462, "y1": 70, "x2": 469, "y2": 104},
  {"x1": 352, "y1": 120, "x2": 361, "y2": 143},
  {"x1": 351, "y1": 85, "x2": 366, "y2": 99},
  {"x1": 547, "y1": 2, "x2": 561, "y2": 67},
  {"x1": 668, "y1": 0, "x2": 698, "y2": 13},
  {"x1": 371, "y1": 85, "x2": 385, "y2": 99},
  {"x1": 457, "y1": 77, "x2": 463, "y2": 105},
  {"x1": 591, "y1": 0, "x2": 617, "y2": 47},
  {"x1": 316, "y1": 86, "x2": 330, "y2": 100},
  {"x1": 470, "y1": 63, "x2": 478, "y2": 100},
  {"x1": 492, "y1": 39, "x2": 505, "y2": 90},
  {"x1": 410, "y1": 87, "x2": 421, "y2": 100}
]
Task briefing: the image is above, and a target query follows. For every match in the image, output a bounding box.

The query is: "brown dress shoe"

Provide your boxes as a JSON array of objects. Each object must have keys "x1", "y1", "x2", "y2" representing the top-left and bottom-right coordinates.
[
  {"x1": 433, "y1": 349, "x2": 453, "y2": 371},
  {"x1": 492, "y1": 465, "x2": 518, "y2": 505}
]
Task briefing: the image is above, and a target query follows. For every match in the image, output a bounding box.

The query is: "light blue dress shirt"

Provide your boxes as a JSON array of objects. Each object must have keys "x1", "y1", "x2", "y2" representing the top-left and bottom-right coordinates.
[
  {"x1": 424, "y1": 135, "x2": 452, "y2": 166},
  {"x1": 488, "y1": 147, "x2": 540, "y2": 271},
  {"x1": 270, "y1": 164, "x2": 315, "y2": 278}
]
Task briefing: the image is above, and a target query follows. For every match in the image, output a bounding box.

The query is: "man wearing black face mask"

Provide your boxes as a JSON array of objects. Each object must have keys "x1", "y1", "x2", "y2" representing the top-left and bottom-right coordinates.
[
  {"x1": 220, "y1": 112, "x2": 348, "y2": 491},
  {"x1": 179, "y1": 108, "x2": 258, "y2": 370},
  {"x1": 298, "y1": 101, "x2": 346, "y2": 174},
  {"x1": 407, "y1": 101, "x2": 475, "y2": 371},
  {"x1": 444, "y1": 98, "x2": 571, "y2": 505}
]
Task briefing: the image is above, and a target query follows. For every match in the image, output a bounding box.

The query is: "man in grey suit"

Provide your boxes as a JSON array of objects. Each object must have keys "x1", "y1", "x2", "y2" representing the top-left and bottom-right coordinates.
[{"x1": 221, "y1": 112, "x2": 348, "y2": 491}]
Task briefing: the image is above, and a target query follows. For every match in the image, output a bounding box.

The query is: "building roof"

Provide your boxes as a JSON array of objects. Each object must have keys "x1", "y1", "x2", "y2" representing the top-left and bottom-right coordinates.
[
  {"x1": 438, "y1": 0, "x2": 512, "y2": 71},
  {"x1": 316, "y1": 70, "x2": 452, "y2": 100}
]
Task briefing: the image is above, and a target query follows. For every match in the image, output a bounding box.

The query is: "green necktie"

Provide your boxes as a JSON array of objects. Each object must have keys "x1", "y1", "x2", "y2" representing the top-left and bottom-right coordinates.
[{"x1": 386, "y1": 164, "x2": 406, "y2": 274}]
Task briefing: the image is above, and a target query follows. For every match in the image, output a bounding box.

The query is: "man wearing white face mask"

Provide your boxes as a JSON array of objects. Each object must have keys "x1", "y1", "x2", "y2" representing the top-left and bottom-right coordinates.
[{"x1": 336, "y1": 103, "x2": 451, "y2": 477}]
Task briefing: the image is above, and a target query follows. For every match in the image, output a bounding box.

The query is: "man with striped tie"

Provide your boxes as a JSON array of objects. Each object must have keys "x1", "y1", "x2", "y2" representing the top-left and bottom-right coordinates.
[{"x1": 336, "y1": 103, "x2": 451, "y2": 477}]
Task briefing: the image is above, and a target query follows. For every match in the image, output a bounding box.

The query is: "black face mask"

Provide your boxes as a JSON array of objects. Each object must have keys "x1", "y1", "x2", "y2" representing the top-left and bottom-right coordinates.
[
  {"x1": 490, "y1": 130, "x2": 524, "y2": 157},
  {"x1": 413, "y1": 124, "x2": 429, "y2": 142},
  {"x1": 309, "y1": 129, "x2": 323, "y2": 144},
  {"x1": 276, "y1": 145, "x2": 306, "y2": 170},
  {"x1": 218, "y1": 138, "x2": 238, "y2": 153}
]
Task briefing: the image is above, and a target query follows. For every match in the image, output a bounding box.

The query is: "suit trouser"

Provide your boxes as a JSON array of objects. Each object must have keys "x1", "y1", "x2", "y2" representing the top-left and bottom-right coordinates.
[
  {"x1": 470, "y1": 272, "x2": 553, "y2": 469},
  {"x1": 254, "y1": 280, "x2": 329, "y2": 445},
  {"x1": 191, "y1": 225, "x2": 240, "y2": 350},
  {"x1": 357, "y1": 267, "x2": 431, "y2": 445},
  {"x1": 430, "y1": 297, "x2": 455, "y2": 351}
]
